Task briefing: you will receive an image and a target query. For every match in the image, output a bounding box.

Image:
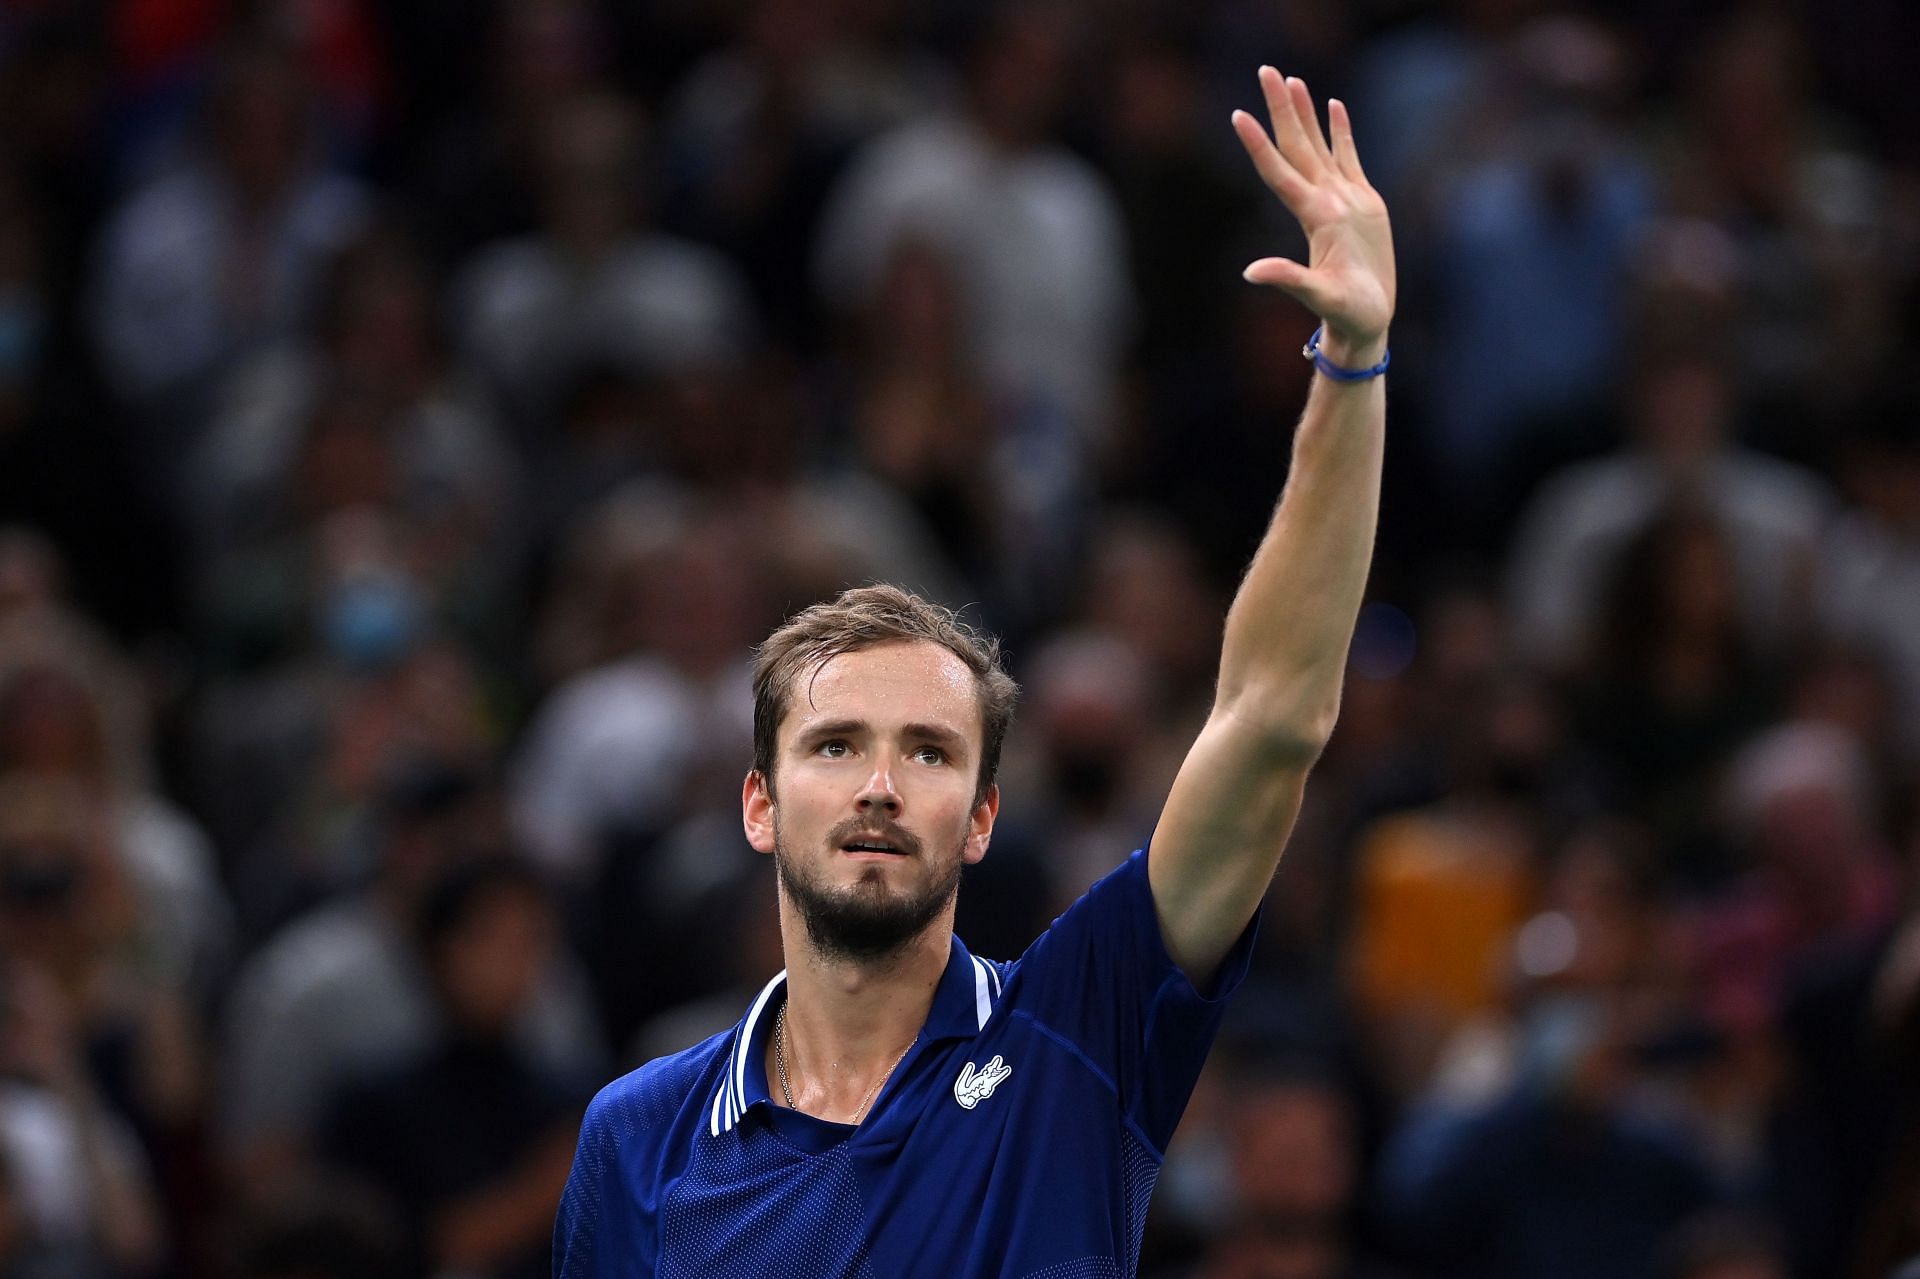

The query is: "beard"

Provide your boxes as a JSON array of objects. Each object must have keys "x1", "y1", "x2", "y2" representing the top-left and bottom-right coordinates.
[{"x1": 774, "y1": 814, "x2": 965, "y2": 964}]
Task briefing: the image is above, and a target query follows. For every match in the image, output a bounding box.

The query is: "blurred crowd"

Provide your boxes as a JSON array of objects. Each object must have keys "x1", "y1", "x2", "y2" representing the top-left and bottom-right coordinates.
[{"x1": 0, "y1": 0, "x2": 1917, "y2": 1277}]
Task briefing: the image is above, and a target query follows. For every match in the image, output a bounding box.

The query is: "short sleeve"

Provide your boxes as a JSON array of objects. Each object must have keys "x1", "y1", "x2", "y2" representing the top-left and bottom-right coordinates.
[
  {"x1": 553, "y1": 1083, "x2": 642, "y2": 1278},
  {"x1": 1005, "y1": 846, "x2": 1258, "y2": 1152}
]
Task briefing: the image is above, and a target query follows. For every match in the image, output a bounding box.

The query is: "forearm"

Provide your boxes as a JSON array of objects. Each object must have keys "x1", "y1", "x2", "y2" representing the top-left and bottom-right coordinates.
[
  {"x1": 1215, "y1": 343, "x2": 1385, "y2": 746},
  {"x1": 435, "y1": 1126, "x2": 580, "y2": 1268},
  {"x1": 1145, "y1": 70, "x2": 1395, "y2": 979},
  {"x1": 60, "y1": 1077, "x2": 167, "y2": 1269}
]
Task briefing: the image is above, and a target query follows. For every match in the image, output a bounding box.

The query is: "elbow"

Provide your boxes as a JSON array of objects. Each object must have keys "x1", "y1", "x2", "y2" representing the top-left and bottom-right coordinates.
[
  {"x1": 1214, "y1": 692, "x2": 1340, "y2": 766},
  {"x1": 1269, "y1": 720, "x2": 1337, "y2": 767}
]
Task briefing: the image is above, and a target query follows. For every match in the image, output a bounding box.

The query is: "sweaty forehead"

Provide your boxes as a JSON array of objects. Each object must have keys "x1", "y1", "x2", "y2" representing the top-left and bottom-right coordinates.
[{"x1": 790, "y1": 640, "x2": 981, "y2": 736}]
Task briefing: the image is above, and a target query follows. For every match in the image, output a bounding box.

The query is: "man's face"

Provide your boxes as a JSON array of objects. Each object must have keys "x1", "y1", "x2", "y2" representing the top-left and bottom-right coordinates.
[{"x1": 744, "y1": 640, "x2": 997, "y2": 963}]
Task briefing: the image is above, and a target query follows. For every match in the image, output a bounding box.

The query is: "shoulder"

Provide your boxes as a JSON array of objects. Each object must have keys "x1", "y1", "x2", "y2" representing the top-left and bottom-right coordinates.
[
  {"x1": 819, "y1": 118, "x2": 981, "y2": 236},
  {"x1": 228, "y1": 902, "x2": 382, "y2": 1010},
  {"x1": 1717, "y1": 451, "x2": 1836, "y2": 528},
  {"x1": 537, "y1": 657, "x2": 693, "y2": 723},
  {"x1": 614, "y1": 235, "x2": 749, "y2": 293},
  {"x1": 115, "y1": 796, "x2": 222, "y2": 891},
  {"x1": 459, "y1": 235, "x2": 550, "y2": 278},
  {"x1": 848, "y1": 117, "x2": 976, "y2": 183},
  {"x1": 582, "y1": 1030, "x2": 734, "y2": 1147},
  {"x1": 104, "y1": 170, "x2": 217, "y2": 240},
  {"x1": 556, "y1": 1033, "x2": 734, "y2": 1270},
  {"x1": 1526, "y1": 456, "x2": 1649, "y2": 526},
  {"x1": 454, "y1": 238, "x2": 560, "y2": 314},
  {"x1": 1019, "y1": 144, "x2": 1124, "y2": 215},
  {"x1": 562, "y1": 1032, "x2": 733, "y2": 1230},
  {"x1": 1009, "y1": 844, "x2": 1258, "y2": 1011}
]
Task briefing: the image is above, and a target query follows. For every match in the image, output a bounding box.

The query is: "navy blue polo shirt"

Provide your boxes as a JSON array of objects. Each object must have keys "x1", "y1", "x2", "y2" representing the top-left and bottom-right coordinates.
[{"x1": 554, "y1": 847, "x2": 1257, "y2": 1278}]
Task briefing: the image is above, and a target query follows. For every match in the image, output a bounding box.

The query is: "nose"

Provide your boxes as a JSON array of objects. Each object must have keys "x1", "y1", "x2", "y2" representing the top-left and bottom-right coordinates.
[{"x1": 856, "y1": 763, "x2": 901, "y2": 815}]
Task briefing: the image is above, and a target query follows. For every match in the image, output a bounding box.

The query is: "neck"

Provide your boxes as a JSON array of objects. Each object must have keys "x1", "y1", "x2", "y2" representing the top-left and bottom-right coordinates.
[{"x1": 770, "y1": 897, "x2": 950, "y2": 1121}]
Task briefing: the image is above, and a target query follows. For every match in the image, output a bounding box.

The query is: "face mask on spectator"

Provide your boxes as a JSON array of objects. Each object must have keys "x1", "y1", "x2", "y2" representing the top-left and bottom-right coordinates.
[{"x1": 322, "y1": 570, "x2": 423, "y2": 671}]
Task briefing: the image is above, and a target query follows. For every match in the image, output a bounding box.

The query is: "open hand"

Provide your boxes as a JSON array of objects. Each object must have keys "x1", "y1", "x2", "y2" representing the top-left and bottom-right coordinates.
[{"x1": 1232, "y1": 68, "x2": 1396, "y2": 367}]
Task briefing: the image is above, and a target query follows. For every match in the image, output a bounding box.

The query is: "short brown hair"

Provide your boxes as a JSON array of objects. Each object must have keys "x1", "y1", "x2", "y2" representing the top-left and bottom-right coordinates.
[{"x1": 752, "y1": 586, "x2": 1018, "y2": 804}]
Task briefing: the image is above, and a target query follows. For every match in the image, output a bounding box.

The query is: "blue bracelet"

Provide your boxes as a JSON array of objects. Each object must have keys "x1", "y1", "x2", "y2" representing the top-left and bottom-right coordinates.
[{"x1": 1301, "y1": 326, "x2": 1390, "y2": 381}]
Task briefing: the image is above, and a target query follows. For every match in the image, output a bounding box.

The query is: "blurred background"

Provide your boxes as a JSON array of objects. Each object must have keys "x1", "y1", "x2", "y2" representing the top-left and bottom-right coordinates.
[{"x1": 0, "y1": 0, "x2": 1916, "y2": 1276}]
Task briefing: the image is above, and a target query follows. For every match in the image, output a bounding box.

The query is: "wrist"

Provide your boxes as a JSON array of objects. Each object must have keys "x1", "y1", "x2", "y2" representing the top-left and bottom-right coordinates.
[{"x1": 1313, "y1": 326, "x2": 1388, "y2": 371}]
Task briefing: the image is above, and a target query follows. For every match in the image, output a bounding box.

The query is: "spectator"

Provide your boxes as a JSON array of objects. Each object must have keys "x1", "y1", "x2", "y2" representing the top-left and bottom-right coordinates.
[
  {"x1": 0, "y1": 968, "x2": 165, "y2": 1278},
  {"x1": 1818, "y1": 384, "x2": 1920, "y2": 760},
  {"x1": 835, "y1": 238, "x2": 1008, "y2": 604},
  {"x1": 1374, "y1": 805, "x2": 1722, "y2": 1279},
  {"x1": 1342, "y1": 674, "x2": 1543, "y2": 1097},
  {"x1": 1075, "y1": 512, "x2": 1225, "y2": 706},
  {"x1": 511, "y1": 503, "x2": 761, "y2": 883},
  {"x1": 1413, "y1": 16, "x2": 1654, "y2": 526},
  {"x1": 0, "y1": 6, "x2": 1909, "y2": 1276},
  {"x1": 89, "y1": 37, "x2": 370, "y2": 494},
  {"x1": 0, "y1": 612, "x2": 232, "y2": 999},
  {"x1": 1664, "y1": 8, "x2": 1900, "y2": 435},
  {"x1": 1565, "y1": 504, "x2": 1783, "y2": 885},
  {"x1": 192, "y1": 552, "x2": 504, "y2": 928},
  {"x1": 188, "y1": 222, "x2": 516, "y2": 583},
  {"x1": 388, "y1": 0, "x2": 614, "y2": 269},
  {"x1": 1097, "y1": 26, "x2": 1259, "y2": 372},
  {"x1": 625, "y1": 870, "x2": 787, "y2": 1068},
  {"x1": 1377, "y1": 983, "x2": 1717, "y2": 1279},
  {"x1": 1767, "y1": 799, "x2": 1920, "y2": 1279},
  {"x1": 812, "y1": 1, "x2": 1134, "y2": 564},
  {"x1": 516, "y1": 469, "x2": 965, "y2": 890},
  {"x1": 217, "y1": 763, "x2": 603, "y2": 1191},
  {"x1": 663, "y1": 0, "x2": 947, "y2": 345},
  {"x1": 1508, "y1": 342, "x2": 1833, "y2": 674},
  {"x1": 1185, "y1": 1069, "x2": 1403, "y2": 1279},
  {"x1": 1687, "y1": 722, "x2": 1901, "y2": 1042},
  {"x1": 0, "y1": 779, "x2": 174, "y2": 1275},
  {"x1": 321, "y1": 857, "x2": 585, "y2": 1279},
  {"x1": 451, "y1": 90, "x2": 756, "y2": 431},
  {"x1": 1013, "y1": 627, "x2": 1166, "y2": 906}
]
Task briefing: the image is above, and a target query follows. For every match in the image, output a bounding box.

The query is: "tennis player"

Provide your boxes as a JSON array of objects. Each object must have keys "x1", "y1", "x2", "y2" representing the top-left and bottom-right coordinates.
[{"x1": 554, "y1": 66, "x2": 1394, "y2": 1278}]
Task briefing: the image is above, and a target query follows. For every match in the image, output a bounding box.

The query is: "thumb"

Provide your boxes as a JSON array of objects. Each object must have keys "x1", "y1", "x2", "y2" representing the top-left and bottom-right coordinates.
[{"x1": 1241, "y1": 257, "x2": 1329, "y2": 310}]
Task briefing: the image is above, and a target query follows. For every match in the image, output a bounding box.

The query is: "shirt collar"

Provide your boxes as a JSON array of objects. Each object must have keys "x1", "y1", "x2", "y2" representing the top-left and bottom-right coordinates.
[{"x1": 708, "y1": 934, "x2": 1002, "y2": 1137}]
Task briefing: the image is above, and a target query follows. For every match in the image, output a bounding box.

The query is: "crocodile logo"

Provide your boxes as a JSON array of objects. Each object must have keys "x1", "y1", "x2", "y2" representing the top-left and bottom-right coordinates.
[{"x1": 953, "y1": 1056, "x2": 1013, "y2": 1110}]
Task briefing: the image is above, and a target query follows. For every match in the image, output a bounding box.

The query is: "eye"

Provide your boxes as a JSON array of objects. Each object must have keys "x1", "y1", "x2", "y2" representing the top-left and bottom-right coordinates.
[
  {"x1": 817, "y1": 739, "x2": 851, "y2": 759},
  {"x1": 912, "y1": 745, "x2": 947, "y2": 766}
]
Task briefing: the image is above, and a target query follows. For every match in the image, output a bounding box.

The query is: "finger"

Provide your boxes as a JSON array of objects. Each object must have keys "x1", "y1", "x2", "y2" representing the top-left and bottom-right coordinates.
[
  {"x1": 1241, "y1": 257, "x2": 1332, "y2": 311},
  {"x1": 1258, "y1": 66, "x2": 1325, "y2": 181},
  {"x1": 1288, "y1": 75, "x2": 1335, "y2": 169},
  {"x1": 1230, "y1": 109, "x2": 1312, "y2": 212},
  {"x1": 1327, "y1": 98, "x2": 1369, "y2": 185}
]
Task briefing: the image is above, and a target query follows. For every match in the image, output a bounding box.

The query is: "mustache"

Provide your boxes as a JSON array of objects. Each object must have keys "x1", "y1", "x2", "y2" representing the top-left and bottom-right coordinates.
[{"x1": 825, "y1": 815, "x2": 923, "y2": 858}]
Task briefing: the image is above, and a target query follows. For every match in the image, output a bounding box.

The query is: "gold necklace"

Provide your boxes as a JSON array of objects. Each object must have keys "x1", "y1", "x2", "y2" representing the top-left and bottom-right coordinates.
[{"x1": 773, "y1": 1001, "x2": 915, "y2": 1125}]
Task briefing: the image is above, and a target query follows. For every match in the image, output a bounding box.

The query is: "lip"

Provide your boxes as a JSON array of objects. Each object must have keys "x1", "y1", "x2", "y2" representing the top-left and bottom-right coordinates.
[{"x1": 837, "y1": 831, "x2": 913, "y2": 860}]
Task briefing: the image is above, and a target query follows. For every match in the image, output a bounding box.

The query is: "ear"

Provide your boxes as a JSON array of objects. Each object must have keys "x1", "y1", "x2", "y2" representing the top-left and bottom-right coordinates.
[
  {"x1": 742, "y1": 769, "x2": 777, "y2": 856},
  {"x1": 964, "y1": 782, "x2": 1000, "y2": 866}
]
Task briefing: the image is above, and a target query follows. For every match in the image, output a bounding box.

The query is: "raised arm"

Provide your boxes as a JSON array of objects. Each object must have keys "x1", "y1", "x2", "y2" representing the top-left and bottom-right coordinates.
[{"x1": 1147, "y1": 69, "x2": 1395, "y2": 981}]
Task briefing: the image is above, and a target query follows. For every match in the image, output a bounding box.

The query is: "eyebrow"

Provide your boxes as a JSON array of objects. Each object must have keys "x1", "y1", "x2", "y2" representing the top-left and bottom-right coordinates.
[{"x1": 795, "y1": 719, "x2": 970, "y2": 756}]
